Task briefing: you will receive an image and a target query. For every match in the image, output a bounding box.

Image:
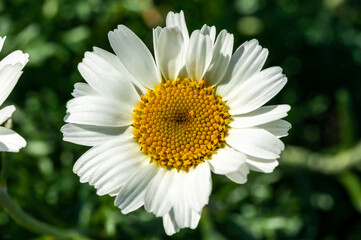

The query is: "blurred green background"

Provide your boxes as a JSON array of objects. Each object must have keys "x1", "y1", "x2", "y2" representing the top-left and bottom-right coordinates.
[{"x1": 1, "y1": 0, "x2": 361, "y2": 239}]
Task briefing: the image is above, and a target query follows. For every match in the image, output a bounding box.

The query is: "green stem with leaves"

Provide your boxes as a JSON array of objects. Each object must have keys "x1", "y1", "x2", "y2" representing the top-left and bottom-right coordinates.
[
  {"x1": 280, "y1": 141, "x2": 361, "y2": 174},
  {"x1": 0, "y1": 152, "x2": 9, "y2": 187},
  {"x1": 0, "y1": 152, "x2": 90, "y2": 240},
  {"x1": 0, "y1": 185, "x2": 90, "y2": 240}
]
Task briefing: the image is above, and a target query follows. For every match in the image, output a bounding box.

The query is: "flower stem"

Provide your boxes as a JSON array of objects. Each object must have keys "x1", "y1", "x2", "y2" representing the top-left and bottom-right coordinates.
[
  {"x1": 0, "y1": 186, "x2": 91, "y2": 240},
  {"x1": 281, "y1": 141, "x2": 361, "y2": 174},
  {"x1": 0, "y1": 152, "x2": 9, "y2": 187}
]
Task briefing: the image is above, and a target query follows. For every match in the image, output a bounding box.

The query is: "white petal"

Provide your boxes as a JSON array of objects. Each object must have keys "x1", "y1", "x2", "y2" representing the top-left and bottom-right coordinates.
[
  {"x1": 246, "y1": 156, "x2": 279, "y2": 173},
  {"x1": 208, "y1": 145, "x2": 246, "y2": 174},
  {"x1": 73, "y1": 136, "x2": 131, "y2": 174},
  {"x1": 204, "y1": 30, "x2": 234, "y2": 86},
  {"x1": 217, "y1": 39, "x2": 268, "y2": 100},
  {"x1": 0, "y1": 36, "x2": 6, "y2": 52},
  {"x1": 0, "y1": 105, "x2": 15, "y2": 125},
  {"x1": 171, "y1": 170, "x2": 202, "y2": 229},
  {"x1": 166, "y1": 11, "x2": 189, "y2": 45},
  {"x1": 190, "y1": 209, "x2": 201, "y2": 228},
  {"x1": 78, "y1": 49, "x2": 140, "y2": 108},
  {"x1": 61, "y1": 123, "x2": 132, "y2": 147},
  {"x1": 92, "y1": 47, "x2": 147, "y2": 95},
  {"x1": 200, "y1": 25, "x2": 216, "y2": 43},
  {"x1": 71, "y1": 83, "x2": 98, "y2": 98},
  {"x1": 173, "y1": 202, "x2": 201, "y2": 229},
  {"x1": 92, "y1": 154, "x2": 147, "y2": 196},
  {"x1": 0, "y1": 127, "x2": 26, "y2": 152},
  {"x1": 163, "y1": 210, "x2": 181, "y2": 236},
  {"x1": 64, "y1": 96, "x2": 133, "y2": 127},
  {"x1": 0, "y1": 50, "x2": 29, "y2": 70},
  {"x1": 156, "y1": 27, "x2": 184, "y2": 80},
  {"x1": 115, "y1": 163, "x2": 159, "y2": 214},
  {"x1": 73, "y1": 137, "x2": 146, "y2": 196},
  {"x1": 153, "y1": 26, "x2": 162, "y2": 50},
  {"x1": 226, "y1": 128, "x2": 284, "y2": 159},
  {"x1": 108, "y1": 25, "x2": 161, "y2": 89},
  {"x1": 152, "y1": 26, "x2": 163, "y2": 74},
  {"x1": 226, "y1": 163, "x2": 249, "y2": 184},
  {"x1": 256, "y1": 119, "x2": 292, "y2": 138},
  {"x1": 144, "y1": 168, "x2": 175, "y2": 217},
  {"x1": 227, "y1": 67, "x2": 287, "y2": 115},
  {"x1": 165, "y1": 11, "x2": 189, "y2": 78},
  {"x1": 146, "y1": 164, "x2": 210, "y2": 231},
  {"x1": 0, "y1": 64, "x2": 23, "y2": 106},
  {"x1": 184, "y1": 163, "x2": 212, "y2": 212},
  {"x1": 230, "y1": 104, "x2": 291, "y2": 128},
  {"x1": 186, "y1": 30, "x2": 213, "y2": 82}
]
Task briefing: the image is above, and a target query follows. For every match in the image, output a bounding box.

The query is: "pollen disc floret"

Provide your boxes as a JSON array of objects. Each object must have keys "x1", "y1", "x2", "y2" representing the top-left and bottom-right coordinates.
[{"x1": 133, "y1": 78, "x2": 230, "y2": 171}]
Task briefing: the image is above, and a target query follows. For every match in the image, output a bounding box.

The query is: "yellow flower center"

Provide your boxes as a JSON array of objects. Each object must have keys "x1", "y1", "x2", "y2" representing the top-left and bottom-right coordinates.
[{"x1": 133, "y1": 78, "x2": 230, "y2": 171}]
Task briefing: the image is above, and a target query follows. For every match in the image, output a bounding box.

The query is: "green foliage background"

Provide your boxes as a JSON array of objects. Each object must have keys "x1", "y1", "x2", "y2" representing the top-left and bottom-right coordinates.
[{"x1": 1, "y1": 0, "x2": 361, "y2": 239}]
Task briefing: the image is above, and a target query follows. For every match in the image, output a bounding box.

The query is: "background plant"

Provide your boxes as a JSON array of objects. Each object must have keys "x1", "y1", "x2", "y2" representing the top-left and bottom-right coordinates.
[{"x1": 1, "y1": 0, "x2": 361, "y2": 239}]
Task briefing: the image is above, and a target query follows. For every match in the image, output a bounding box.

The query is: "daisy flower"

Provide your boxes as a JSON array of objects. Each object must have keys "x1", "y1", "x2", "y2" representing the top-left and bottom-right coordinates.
[
  {"x1": 62, "y1": 11, "x2": 291, "y2": 235},
  {"x1": 0, "y1": 36, "x2": 28, "y2": 152}
]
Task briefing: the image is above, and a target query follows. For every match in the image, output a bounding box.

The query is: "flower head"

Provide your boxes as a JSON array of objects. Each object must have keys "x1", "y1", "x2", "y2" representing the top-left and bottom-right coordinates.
[
  {"x1": 0, "y1": 36, "x2": 28, "y2": 152},
  {"x1": 62, "y1": 11, "x2": 291, "y2": 235}
]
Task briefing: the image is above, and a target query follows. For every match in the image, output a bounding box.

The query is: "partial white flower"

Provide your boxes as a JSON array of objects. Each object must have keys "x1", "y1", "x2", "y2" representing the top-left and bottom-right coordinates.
[
  {"x1": 62, "y1": 11, "x2": 291, "y2": 235},
  {"x1": 0, "y1": 36, "x2": 28, "y2": 152}
]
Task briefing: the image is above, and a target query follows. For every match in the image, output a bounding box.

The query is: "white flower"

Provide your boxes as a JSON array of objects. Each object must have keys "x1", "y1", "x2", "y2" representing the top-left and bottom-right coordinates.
[
  {"x1": 62, "y1": 11, "x2": 291, "y2": 235},
  {"x1": 0, "y1": 36, "x2": 28, "y2": 152}
]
